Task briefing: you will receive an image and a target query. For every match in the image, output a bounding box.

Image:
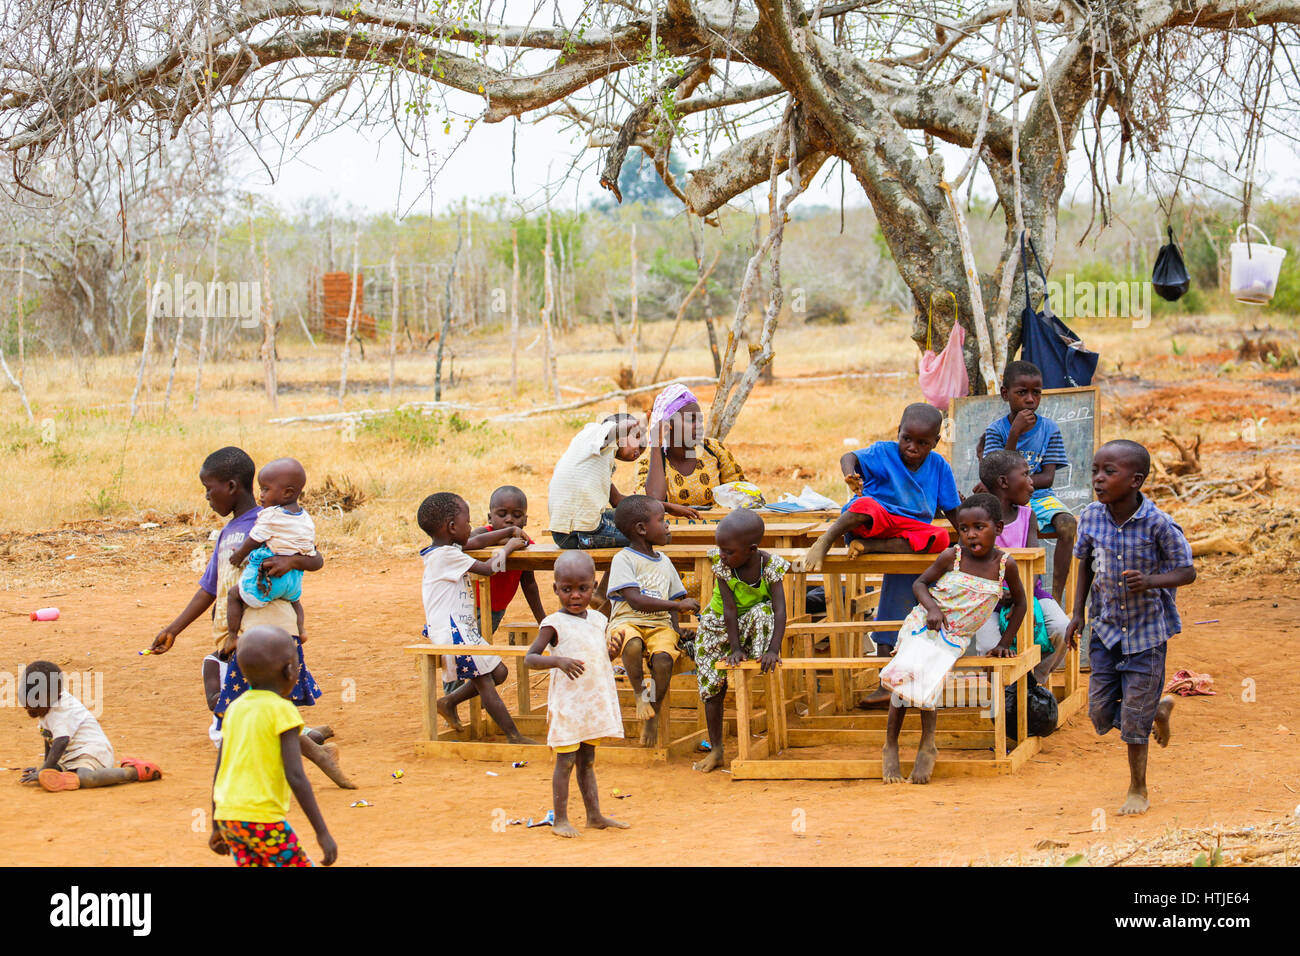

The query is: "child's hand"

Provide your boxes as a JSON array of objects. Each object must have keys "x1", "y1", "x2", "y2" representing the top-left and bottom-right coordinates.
[
  {"x1": 677, "y1": 597, "x2": 700, "y2": 615},
  {"x1": 1009, "y1": 408, "x2": 1037, "y2": 437},
  {"x1": 725, "y1": 649, "x2": 747, "y2": 668},
  {"x1": 259, "y1": 554, "x2": 294, "y2": 579},
  {"x1": 925, "y1": 608, "x2": 946, "y2": 632},
  {"x1": 843, "y1": 472, "x2": 863, "y2": 496},
  {"x1": 971, "y1": 481, "x2": 988, "y2": 495},
  {"x1": 664, "y1": 502, "x2": 701, "y2": 520},
  {"x1": 209, "y1": 828, "x2": 230, "y2": 856},
  {"x1": 1122, "y1": 569, "x2": 1151, "y2": 592},
  {"x1": 606, "y1": 634, "x2": 624, "y2": 658},
  {"x1": 558, "y1": 657, "x2": 585, "y2": 679},
  {"x1": 20, "y1": 767, "x2": 40, "y2": 784},
  {"x1": 1064, "y1": 616, "x2": 1082, "y2": 649},
  {"x1": 988, "y1": 643, "x2": 1014, "y2": 658},
  {"x1": 318, "y1": 831, "x2": 338, "y2": 866},
  {"x1": 149, "y1": 628, "x2": 177, "y2": 654},
  {"x1": 297, "y1": 629, "x2": 307, "y2": 644}
]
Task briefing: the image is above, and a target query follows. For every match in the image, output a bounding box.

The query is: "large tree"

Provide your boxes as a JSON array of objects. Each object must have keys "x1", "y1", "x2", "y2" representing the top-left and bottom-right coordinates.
[{"x1": 4, "y1": 0, "x2": 1297, "y2": 397}]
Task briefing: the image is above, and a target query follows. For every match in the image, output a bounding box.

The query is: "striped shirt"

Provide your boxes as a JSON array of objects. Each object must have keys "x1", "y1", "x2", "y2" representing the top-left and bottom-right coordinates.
[
  {"x1": 1073, "y1": 494, "x2": 1194, "y2": 655},
  {"x1": 983, "y1": 414, "x2": 1069, "y2": 477}
]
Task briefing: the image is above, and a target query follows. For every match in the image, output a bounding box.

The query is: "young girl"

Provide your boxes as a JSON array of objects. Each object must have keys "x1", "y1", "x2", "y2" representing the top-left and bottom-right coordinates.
[
  {"x1": 692, "y1": 510, "x2": 788, "y2": 773},
  {"x1": 419, "y1": 491, "x2": 535, "y2": 743},
  {"x1": 524, "y1": 551, "x2": 629, "y2": 838},
  {"x1": 879, "y1": 494, "x2": 1026, "y2": 785}
]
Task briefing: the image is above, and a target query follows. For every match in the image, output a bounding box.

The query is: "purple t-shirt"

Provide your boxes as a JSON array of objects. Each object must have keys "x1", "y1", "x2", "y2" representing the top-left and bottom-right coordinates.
[{"x1": 199, "y1": 507, "x2": 262, "y2": 595}]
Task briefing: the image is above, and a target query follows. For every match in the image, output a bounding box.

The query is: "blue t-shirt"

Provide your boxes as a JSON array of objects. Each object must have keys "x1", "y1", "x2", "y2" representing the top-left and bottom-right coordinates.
[
  {"x1": 983, "y1": 414, "x2": 1068, "y2": 477},
  {"x1": 199, "y1": 507, "x2": 262, "y2": 595},
  {"x1": 845, "y1": 441, "x2": 961, "y2": 523}
]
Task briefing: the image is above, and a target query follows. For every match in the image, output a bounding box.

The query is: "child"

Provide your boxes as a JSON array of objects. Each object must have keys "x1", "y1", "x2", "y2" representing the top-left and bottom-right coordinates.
[
  {"x1": 1065, "y1": 440, "x2": 1194, "y2": 816},
  {"x1": 225, "y1": 457, "x2": 316, "y2": 641},
  {"x1": 548, "y1": 413, "x2": 647, "y2": 550},
  {"x1": 467, "y1": 485, "x2": 546, "y2": 635},
  {"x1": 692, "y1": 510, "x2": 789, "y2": 773},
  {"x1": 805, "y1": 403, "x2": 962, "y2": 567},
  {"x1": 19, "y1": 661, "x2": 162, "y2": 792},
  {"x1": 971, "y1": 449, "x2": 1071, "y2": 684},
  {"x1": 150, "y1": 446, "x2": 347, "y2": 786},
  {"x1": 210, "y1": 626, "x2": 337, "y2": 866},
  {"x1": 879, "y1": 494, "x2": 1026, "y2": 784},
  {"x1": 604, "y1": 495, "x2": 699, "y2": 745},
  {"x1": 524, "y1": 551, "x2": 629, "y2": 838},
  {"x1": 420, "y1": 491, "x2": 536, "y2": 743},
  {"x1": 980, "y1": 360, "x2": 1077, "y2": 602}
]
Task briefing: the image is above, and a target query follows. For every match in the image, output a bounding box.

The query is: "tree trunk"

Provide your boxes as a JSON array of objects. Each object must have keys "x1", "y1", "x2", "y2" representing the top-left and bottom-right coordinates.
[
  {"x1": 337, "y1": 232, "x2": 359, "y2": 405},
  {"x1": 261, "y1": 240, "x2": 278, "y2": 411},
  {"x1": 540, "y1": 210, "x2": 560, "y2": 401},
  {"x1": 510, "y1": 228, "x2": 520, "y2": 395},
  {"x1": 388, "y1": 253, "x2": 400, "y2": 396},
  {"x1": 435, "y1": 218, "x2": 462, "y2": 402}
]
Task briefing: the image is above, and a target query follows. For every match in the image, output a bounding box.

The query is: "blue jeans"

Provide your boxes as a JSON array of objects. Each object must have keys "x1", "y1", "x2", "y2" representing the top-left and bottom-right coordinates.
[
  {"x1": 550, "y1": 509, "x2": 629, "y2": 549},
  {"x1": 1088, "y1": 639, "x2": 1167, "y2": 744}
]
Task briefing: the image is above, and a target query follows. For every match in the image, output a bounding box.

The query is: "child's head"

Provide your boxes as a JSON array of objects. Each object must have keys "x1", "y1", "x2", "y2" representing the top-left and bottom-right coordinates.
[
  {"x1": 552, "y1": 550, "x2": 596, "y2": 615},
  {"x1": 979, "y1": 449, "x2": 1034, "y2": 507},
  {"x1": 955, "y1": 493, "x2": 1003, "y2": 557},
  {"x1": 896, "y1": 403, "x2": 944, "y2": 469},
  {"x1": 487, "y1": 486, "x2": 528, "y2": 531},
  {"x1": 605, "y1": 412, "x2": 647, "y2": 462},
  {"x1": 614, "y1": 494, "x2": 668, "y2": 546},
  {"x1": 1092, "y1": 440, "x2": 1149, "y2": 505},
  {"x1": 200, "y1": 446, "x2": 255, "y2": 517},
  {"x1": 257, "y1": 457, "x2": 307, "y2": 509},
  {"x1": 715, "y1": 510, "x2": 764, "y2": 569},
  {"x1": 19, "y1": 660, "x2": 61, "y2": 718},
  {"x1": 235, "y1": 626, "x2": 300, "y2": 697},
  {"x1": 418, "y1": 492, "x2": 471, "y2": 546},
  {"x1": 1000, "y1": 361, "x2": 1043, "y2": 415}
]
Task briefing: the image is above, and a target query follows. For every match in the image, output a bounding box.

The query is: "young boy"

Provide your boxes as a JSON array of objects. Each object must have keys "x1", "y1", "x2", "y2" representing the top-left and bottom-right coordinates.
[
  {"x1": 1065, "y1": 440, "x2": 1195, "y2": 816},
  {"x1": 210, "y1": 626, "x2": 337, "y2": 866},
  {"x1": 225, "y1": 457, "x2": 317, "y2": 641},
  {"x1": 420, "y1": 491, "x2": 536, "y2": 743},
  {"x1": 467, "y1": 485, "x2": 546, "y2": 635},
  {"x1": 605, "y1": 495, "x2": 699, "y2": 745},
  {"x1": 980, "y1": 361, "x2": 1077, "y2": 602},
  {"x1": 19, "y1": 661, "x2": 162, "y2": 792}
]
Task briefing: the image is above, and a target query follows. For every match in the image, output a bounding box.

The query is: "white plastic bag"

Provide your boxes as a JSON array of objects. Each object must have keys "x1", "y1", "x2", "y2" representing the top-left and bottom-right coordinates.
[
  {"x1": 712, "y1": 481, "x2": 766, "y2": 510},
  {"x1": 767, "y1": 486, "x2": 840, "y2": 513},
  {"x1": 879, "y1": 618, "x2": 966, "y2": 709},
  {"x1": 917, "y1": 291, "x2": 970, "y2": 411}
]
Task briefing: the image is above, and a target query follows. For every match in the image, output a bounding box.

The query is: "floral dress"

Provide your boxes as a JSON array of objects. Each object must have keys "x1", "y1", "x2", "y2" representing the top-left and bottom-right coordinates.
[
  {"x1": 880, "y1": 548, "x2": 1007, "y2": 709},
  {"x1": 635, "y1": 438, "x2": 745, "y2": 508},
  {"x1": 694, "y1": 549, "x2": 790, "y2": 699}
]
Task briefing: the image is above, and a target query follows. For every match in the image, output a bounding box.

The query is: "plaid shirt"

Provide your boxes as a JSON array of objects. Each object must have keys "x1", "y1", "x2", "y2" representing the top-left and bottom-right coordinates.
[{"x1": 1074, "y1": 494, "x2": 1194, "y2": 655}]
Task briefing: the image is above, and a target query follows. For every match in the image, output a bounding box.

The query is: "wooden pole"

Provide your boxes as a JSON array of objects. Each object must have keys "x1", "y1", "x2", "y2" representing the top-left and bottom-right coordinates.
[
  {"x1": 388, "y1": 252, "x2": 400, "y2": 396},
  {"x1": 541, "y1": 210, "x2": 559, "y2": 401},
  {"x1": 510, "y1": 228, "x2": 520, "y2": 395},
  {"x1": 130, "y1": 245, "x2": 160, "y2": 419},
  {"x1": 338, "y1": 231, "x2": 359, "y2": 405},
  {"x1": 16, "y1": 246, "x2": 25, "y2": 384},
  {"x1": 261, "y1": 239, "x2": 278, "y2": 410}
]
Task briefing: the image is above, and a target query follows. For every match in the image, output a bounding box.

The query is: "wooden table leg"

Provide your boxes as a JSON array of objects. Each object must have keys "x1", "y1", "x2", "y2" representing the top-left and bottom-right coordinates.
[
  {"x1": 419, "y1": 654, "x2": 439, "y2": 740},
  {"x1": 734, "y1": 668, "x2": 753, "y2": 761},
  {"x1": 515, "y1": 657, "x2": 532, "y2": 716},
  {"x1": 992, "y1": 668, "x2": 1006, "y2": 759}
]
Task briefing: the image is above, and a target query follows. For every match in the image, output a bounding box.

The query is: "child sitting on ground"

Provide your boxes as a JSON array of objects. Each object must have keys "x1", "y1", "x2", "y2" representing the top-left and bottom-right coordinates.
[
  {"x1": 605, "y1": 495, "x2": 699, "y2": 746},
  {"x1": 692, "y1": 510, "x2": 789, "y2": 773},
  {"x1": 468, "y1": 485, "x2": 546, "y2": 635},
  {"x1": 420, "y1": 491, "x2": 536, "y2": 743},
  {"x1": 19, "y1": 661, "x2": 162, "y2": 792},
  {"x1": 524, "y1": 551, "x2": 629, "y2": 839},
  {"x1": 979, "y1": 361, "x2": 1077, "y2": 602},
  {"x1": 971, "y1": 450, "x2": 1071, "y2": 684},
  {"x1": 210, "y1": 626, "x2": 337, "y2": 866},
  {"x1": 879, "y1": 494, "x2": 1026, "y2": 784},
  {"x1": 225, "y1": 457, "x2": 316, "y2": 640},
  {"x1": 804, "y1": 403, "x2": 962, "y2": 569},
  {"x1": 1065, "y1": 440, "x2": 1194, "y2": 816}
]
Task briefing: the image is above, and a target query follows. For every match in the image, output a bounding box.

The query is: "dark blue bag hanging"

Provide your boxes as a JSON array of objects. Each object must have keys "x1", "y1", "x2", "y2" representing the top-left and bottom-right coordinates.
[{"x1": 1019, "y1": 232, "x2": 1099, "y2": 388}]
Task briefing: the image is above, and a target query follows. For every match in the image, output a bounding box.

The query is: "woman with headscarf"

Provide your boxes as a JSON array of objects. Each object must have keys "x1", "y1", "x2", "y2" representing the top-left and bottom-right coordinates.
[{"x1": 635, "y1": 384, "x2": 748, "y2": 510}]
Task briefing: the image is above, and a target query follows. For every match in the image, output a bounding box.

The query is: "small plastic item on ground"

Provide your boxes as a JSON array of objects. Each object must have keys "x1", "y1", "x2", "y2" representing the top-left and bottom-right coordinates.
[
  {"x1": 485, "y1": 771, "x2": 499, "y2": 777},
  {"x1": 766, "y1": 486, "x2": 841, "y2": 513},
  {"x1": 612, "y1": 788, "x2": 631, "y2": 799},
  {"x1": 391, "y1": 769, "x2": 405, "y2": 779},
  {"x1": 139, "y1": 522, "x2": 161, "y2": 530},
  {"x1": 1163, "y1": 668, "x2": 1215, "y2": 697},
  {"x1": 712, "y1": 481, "x2": 765, "y2": 510},
  {"x1": 349, "y1": 800, "x2": 373, "y2": 808},
  {"x1": 1230, "y1": 224, "x2": 1287, "y2": 305},
  {"x1": 138, "y1": 649, "x2": 151, "y2": 656},
  {"x1": 526, "y1": 810, "x2": 555, "y2": 828},
  {"x1": 511, "y1": 761, "x2": 528, "y2": 768},
  {"x1": 697, "y1": 740, "x2": 711, "y2": 752},
  {"x1": 30, "y1": 607, "x2": 60, "y2": 621}
]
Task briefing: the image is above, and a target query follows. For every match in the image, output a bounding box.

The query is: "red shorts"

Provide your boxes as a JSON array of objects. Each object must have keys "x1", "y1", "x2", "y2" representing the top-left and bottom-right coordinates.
[{"x1": 845, "y1": 497, "x2": 948, "y2": 554}]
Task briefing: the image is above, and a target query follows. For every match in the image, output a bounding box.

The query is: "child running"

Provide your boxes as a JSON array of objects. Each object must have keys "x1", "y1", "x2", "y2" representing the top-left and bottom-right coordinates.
[
  {"x1": 210, "y1": 626, "x2": 337, "y2": 866},
  {"x1": 971, "y1": 450, "x2": 1071, "y2": 683},
  {"x1": 467, "y1": 485, "x2": 546, "y2": 635},
  {"x1": 1066, "y1": 440, "x2": 1195, "y2": 815},
  {"x1": 225, "y1": 457, "x2": 317, "y2": 641},
  {"x1": 419, "y1": 491, "x2": 536, "y2": 743},
  {"x1": 524, "y1": 551, "x2": 629, "y2": 838},
  {"x1": 605, "y1": 495, "x2": 699, "y2": 745},
  {"x1": 19, "y1": 661, "x2": 162, "y2": 792},
  {"x1": 880, "y1": 494, "x2": 1026, "y2": 784},
  {"x1": 979, "y1": 361, "x2": 1077, "y2": 602},
  {"x1": 692, "y1": 511, "x2": 789, "y2": 773}
]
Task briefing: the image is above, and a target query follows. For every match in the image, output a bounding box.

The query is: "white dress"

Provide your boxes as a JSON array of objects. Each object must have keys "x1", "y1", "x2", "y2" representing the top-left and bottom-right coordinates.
[{"x1": 543, "y1": 610, "x2": 625, "y2": 749}]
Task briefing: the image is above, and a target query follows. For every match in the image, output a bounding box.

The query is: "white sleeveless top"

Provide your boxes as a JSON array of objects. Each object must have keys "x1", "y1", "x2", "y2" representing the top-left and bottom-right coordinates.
[{"x1": 543, "y1": 609, "x2": 625, "y2": 748}]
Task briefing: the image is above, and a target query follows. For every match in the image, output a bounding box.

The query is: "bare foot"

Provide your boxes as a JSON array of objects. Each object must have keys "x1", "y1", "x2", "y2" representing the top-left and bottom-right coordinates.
[
  {"x1": 588, "y1": 814, "x2": 630, "y2": 830},
  {"x1": 308, "y1": 724, "x2": 335, "y2": 742},
  {"x1": 552, "y1": 820, "x2": 580, "y2": 838},
  {"x1": 850, "y1": 538, "x2": 913, "y2": 554},
  {"x1": 639, "y1": 717, "x2": 657, "y2": 746},
  {"x1": 882, "y1": 742, "x2": 904, "y2": 784},
  {"x1": 300, "y1": 736, "x2": 358, "y2": 789},
  {"x1": 634, "y1": 678, "x2": 656, "y2": 720},
  {"x1": 436, "y1": 697, "x2": 465, "y2": 737},
  {"x1": 1152, "y1": 696, "x2": 1174, "y2": 748},
  {"x1": 1119, "y1": 787, "x2": 1150, "y2": 815},
  {"x1": 693, "y1": 749, "x2": 724, "y2": 773},
  {"x1": 908, "y1": 744, "x2": 938, "y2": 784},
  {"x1": 507, "y1": 733, "x2": 539, "y2": 745}
]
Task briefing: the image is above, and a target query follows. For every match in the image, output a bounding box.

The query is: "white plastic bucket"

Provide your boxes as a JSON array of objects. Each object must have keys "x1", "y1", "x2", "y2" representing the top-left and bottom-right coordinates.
[{"x1": 1230, "y1": 224, "x2": 1287, "y2": 305}]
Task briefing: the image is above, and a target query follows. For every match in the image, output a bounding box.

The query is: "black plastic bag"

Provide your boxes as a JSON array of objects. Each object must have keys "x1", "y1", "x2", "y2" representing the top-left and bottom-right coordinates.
[
  {"x1": 1019, "y1": 232, "x2": 1100, "y2": 388},
  {"x1": 1004, "y1": 673, "x2": 1059, "y2": 739},
  {"x1": 1152, "y1": 226, "x2": 1191, "y2": 302}
]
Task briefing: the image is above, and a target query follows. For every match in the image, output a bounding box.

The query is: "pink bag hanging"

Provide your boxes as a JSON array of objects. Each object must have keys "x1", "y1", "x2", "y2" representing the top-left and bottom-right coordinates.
[{"x1": 917, "y1": 291, "x2": 969, "y2": 411}]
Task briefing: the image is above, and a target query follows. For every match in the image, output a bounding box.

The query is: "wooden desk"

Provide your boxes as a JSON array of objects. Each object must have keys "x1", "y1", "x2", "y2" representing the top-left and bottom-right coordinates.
[{"x1": 658, "y1": 521, "x2": 820, "y2": 549}]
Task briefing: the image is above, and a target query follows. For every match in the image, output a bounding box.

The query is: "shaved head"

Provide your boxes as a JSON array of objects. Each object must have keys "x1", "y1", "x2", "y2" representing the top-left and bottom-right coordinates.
[
  {"x1": 260, "y1": 457, "x2": 306, "y2": 489},
  {"x1": 236, "y1": 626, "x2": 298, "y2": 690},
  {"x1": 716, "y1": 509, "x2": 764, "y2": 546},
  {"x1": 900, "y1": 403, "x2": 943, "y2": 436},
  {"x1": 1098, "y1": 439, "x2": 1151, "y2": 477},
  {"x1": 554, "y1": 549, "x2": 596, "y2": 584}
]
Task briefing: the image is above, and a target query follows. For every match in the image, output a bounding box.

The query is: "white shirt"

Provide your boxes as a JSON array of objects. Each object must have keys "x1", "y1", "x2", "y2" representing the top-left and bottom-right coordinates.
[
  {"x1": 249, "y1": 505, "x2": 316, "y2": 556},
  {"x1": 422, "y1": 544, "x2": 484, "y2": 681},
  {"x1": 40, "y1": 690, "x2": 114, "y2": 770},
  {"x1": 548, "y1": 421, "x2": 618, "y2": 534}
]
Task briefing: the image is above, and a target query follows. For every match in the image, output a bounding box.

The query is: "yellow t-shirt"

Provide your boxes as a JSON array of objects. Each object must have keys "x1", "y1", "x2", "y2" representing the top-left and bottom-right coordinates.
[{"x1": 213, "y1": 689, "x2": 304, "y2": 822}]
